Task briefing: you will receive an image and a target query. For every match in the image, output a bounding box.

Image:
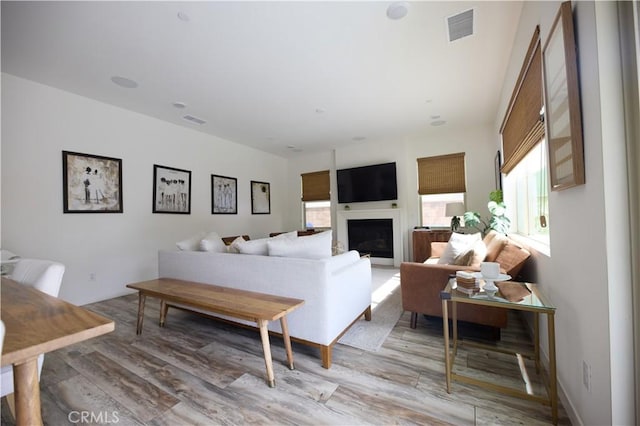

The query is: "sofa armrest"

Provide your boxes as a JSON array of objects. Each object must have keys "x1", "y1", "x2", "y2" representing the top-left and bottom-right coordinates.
[
  {"x1": 400, "y1": 262, "x2": 468, "y2": 316},
  {"x1": 400, "y1": 262, "x2": 507, "y2": 328}
]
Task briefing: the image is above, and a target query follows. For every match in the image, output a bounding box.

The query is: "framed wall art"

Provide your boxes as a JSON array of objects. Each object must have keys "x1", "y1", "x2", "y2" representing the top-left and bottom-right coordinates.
[
  {"x1": 62, "y1": 150, "x2": 123, "y2": 213},
  {"x1": 542, "y1": 1, "x2": 585, "y2": 191},
  {"x1": 251, "y1": 180, "x2": 270, "y2": 214},
  {"x1": 153, "y1": 164, "x2": 191, "y2": 214},
  {"x1": 211, "y1": 174, "x2": 237, "y2": 214}
]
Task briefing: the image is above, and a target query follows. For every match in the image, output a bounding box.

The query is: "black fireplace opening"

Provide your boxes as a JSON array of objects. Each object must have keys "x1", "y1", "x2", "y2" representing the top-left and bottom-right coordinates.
[{"x1": 347, "y1": 218, "x2": 393, "y2": 258}]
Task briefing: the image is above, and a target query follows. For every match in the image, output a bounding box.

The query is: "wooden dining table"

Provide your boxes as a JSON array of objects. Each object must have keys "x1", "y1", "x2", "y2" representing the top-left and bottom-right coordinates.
[{"x1": 1, "y1": 277, "x2": 114, "y2": 426}]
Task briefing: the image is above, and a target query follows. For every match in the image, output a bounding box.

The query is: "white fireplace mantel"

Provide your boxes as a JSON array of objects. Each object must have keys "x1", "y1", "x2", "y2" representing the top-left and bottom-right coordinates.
[{"x1": 337, "y1": 208, "x2": 402, "y2": 267}]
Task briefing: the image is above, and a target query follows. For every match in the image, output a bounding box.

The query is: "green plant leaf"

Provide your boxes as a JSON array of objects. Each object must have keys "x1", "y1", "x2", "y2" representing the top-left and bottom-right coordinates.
[
  {"x1": 489, "y1": 190, "x2": 503, "y2": 203},
  {"x1": 463, "y1": 211, "x2": 481, "y2": 227}
]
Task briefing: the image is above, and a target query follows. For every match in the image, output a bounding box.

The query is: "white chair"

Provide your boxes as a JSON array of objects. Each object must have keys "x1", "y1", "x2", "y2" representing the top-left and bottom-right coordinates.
[{"x1": 0, "y1": 259, "x2": 65, "y2": 398}]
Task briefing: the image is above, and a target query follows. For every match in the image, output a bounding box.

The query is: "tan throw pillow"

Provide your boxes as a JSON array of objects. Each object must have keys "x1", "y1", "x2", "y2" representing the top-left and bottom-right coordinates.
[
  {"x1": 452, "y1": 249, "x2": 475, "y2": 266},
  {"x1": 469, "y1": 239, "x2": 488, "y2": 267},
  {"x1": 483, "y1": 230, "x2": 499, "y2": 246},
  {"x1": 485, "y1": 232, "x2": 508, "y2": 262}
]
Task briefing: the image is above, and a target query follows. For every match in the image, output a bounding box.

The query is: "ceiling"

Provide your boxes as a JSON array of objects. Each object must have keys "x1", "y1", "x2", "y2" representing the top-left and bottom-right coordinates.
[{"x1": 1, "y1": 1, "x2": 523, "y2": 158}]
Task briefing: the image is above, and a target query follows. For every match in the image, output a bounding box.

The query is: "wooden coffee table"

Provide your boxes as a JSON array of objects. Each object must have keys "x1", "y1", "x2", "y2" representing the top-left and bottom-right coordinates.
[{"x1": 126, "y1": 278, "x2": 305, "y2": 387}]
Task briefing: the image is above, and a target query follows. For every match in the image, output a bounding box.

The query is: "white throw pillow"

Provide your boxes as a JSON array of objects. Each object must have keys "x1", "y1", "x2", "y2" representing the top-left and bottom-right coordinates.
[
  {"x1": 227, "y1": 236, "x2": 246, "y2": 253},
  {"x1": 199, "y1": 231, "x2": 226, "y2": 253},
  {"x1": 176, "y1": 232, "x2": 206, "y2": 251},
  {"x1": 267, "y1": 230, "x2": 332, "y2": 259},
  {"x1": 437, "y1": 232, "x2": 481, "y2": 265},
  {"x1": 234, "y1": 237, "x2": 270, "y2": 255},
  {"x1": 273, "y1": 230, "x2": 298, "y2": 239}
]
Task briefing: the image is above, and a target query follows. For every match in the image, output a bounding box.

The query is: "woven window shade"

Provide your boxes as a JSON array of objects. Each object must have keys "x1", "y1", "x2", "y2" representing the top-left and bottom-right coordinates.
[
  {"x1": 500, "y1": 27, "x2": 544, "y2": 174},
  {"x1": 417, "y1": 152, "x2": 466, "y2": 195},
  {"x1": 301, "y1": 170, "x2": 330, "y2": 201}
]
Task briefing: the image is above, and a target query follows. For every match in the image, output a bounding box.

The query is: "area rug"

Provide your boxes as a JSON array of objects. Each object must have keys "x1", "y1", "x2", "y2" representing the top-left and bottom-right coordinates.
[{"x1": 338, "y1": 266, "x2": 402, "y2": 352}]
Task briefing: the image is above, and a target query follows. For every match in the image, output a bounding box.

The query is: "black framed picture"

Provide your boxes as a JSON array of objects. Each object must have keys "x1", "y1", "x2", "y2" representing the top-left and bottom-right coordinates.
[
  {"x1": 251, "y1": 180, "x2": 270, "y2": 214},
  {"x1": 62, "y1": 150, "x2": 123, "y2": 213},
  {"x1": 494, "y1": 150, "x2": 502, "y2": 190},
  {"x1": 211, "y1": 174, "x2": 237, "y2": 214},
  {"x1": 153, "y1": 164, "x2": 191, "y2": 214}
]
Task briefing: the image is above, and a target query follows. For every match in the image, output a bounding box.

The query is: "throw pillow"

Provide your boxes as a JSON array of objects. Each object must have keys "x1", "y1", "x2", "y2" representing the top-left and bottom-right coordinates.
[
  {"x1": 452, "y1": 249, "x2": 474, "y2": 266},
  {"x1": 199, "y1": 231, "x2": 227, "y2": 252},
  {"x1": 485, "y1": 232, "x2": 508, "y2": 262},
  {"x1": 267, "y1": 230, "x2": 332, "y2": 259},
  {"x1": 469, "y1": 239, "x2": 488, "y2": 267},
  {"x1": 227, "y1": 236, "x2": 246, "y2": 253},
  {"x1": 234, "y1": 237, "x2": 270, "y2": 255},
  {"x1": 437, "y1": 232, "x2": 481, "y2": 264},
  {"x1": 273, "y1": 230, "x2": 298, "y2": 239},
  {"x1": 176, "y1": 232, "x2": 206, "y2": 251}
]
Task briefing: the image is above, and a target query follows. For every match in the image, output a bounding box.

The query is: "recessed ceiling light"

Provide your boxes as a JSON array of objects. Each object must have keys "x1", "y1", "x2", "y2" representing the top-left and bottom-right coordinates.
[
  {"x1": 177, "y1": 12, "x2": 190, "y2": 22},
  {"x1": 431, "y1": 120, "x2": 447, "y2": 126},
  {"x1": 387, "y1": 2, "x2": 409, "y2": 20},
  {"x1": 110, "y1": 76, "x2": 138, "y2": 88},
  {"x1": 172, "y1": 101, "x2": 186, "y2": 109}
]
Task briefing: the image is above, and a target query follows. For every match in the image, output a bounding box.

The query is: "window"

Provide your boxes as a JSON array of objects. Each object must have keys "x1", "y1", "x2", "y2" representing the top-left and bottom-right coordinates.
[
  {"x1": 416, "y1": 152, "x2": 467, "y2": 227},
  {"x1": 304, "y1": 201, "x2": 331, "y2": 228},
  {"x1": 504, "y1": 140, "x2": 550, "y2": 245},
  {"x1": 301, "y1": 170, "x2": 330, "y2": 229},
  {"x1": 420, "y1": 193, "x2": 465, "y2": 227}
]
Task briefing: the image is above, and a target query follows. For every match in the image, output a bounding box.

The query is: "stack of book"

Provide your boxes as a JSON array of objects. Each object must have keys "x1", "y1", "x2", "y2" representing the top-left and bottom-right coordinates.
[{"x1": 455, "y1": 271, "x2": 479, "y2": 295}]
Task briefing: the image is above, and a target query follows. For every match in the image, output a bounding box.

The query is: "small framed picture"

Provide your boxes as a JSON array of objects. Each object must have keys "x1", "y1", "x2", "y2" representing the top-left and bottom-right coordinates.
[
  {"x1": 251, "y1": 180, "x2": 270, "y2": 214},
  {"x1": 62, "y1": 150, "x2": 123, "y2": 213},
  {"x1": 211, "y1": 174, "x2": 237, "y2": 214},
  {"x1": 153, "y1": 164, "x2": 191, "y2": 214}
]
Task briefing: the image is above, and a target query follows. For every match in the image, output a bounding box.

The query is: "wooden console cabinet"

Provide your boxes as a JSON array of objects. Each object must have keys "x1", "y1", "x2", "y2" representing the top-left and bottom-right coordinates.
[{"x1": 412, "y1": 229, "x2": 452, "y2": 262}]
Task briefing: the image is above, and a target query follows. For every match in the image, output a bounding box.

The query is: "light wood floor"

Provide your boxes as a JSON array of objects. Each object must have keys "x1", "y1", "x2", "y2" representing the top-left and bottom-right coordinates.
[{"x1": 2, "y1": 293, "x2": 570, "y2": 425}]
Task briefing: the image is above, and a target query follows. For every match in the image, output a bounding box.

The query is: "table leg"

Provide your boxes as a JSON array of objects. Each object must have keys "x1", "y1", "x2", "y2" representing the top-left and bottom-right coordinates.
[
  {"x1": 548, "y1": 312, "x2": 558, "y2": 425},
  {"x1": 159, "y1": 300, "x2": 168, "y2": 327},
  {"x1": 534, "y1": 312, "x2": 540, "y2": 374},
  {"x1": 280, "y1": 316, "x2": 295, "y2": 370},
  {"x1": 442, "y1": 298, "x2": 451, "y2": 393},
  {"x1": 136, "y1": 292, "x2": 146, "y2": 335},
  {"x1": 452, "y1": 300, "x2": 458, "y2": 358},
  {"x1": 258, "y1": 319, "x2": 276, "y2": 388},
  {"x1": 13, "y1": 357, "x2": 43, "y2": 426}
]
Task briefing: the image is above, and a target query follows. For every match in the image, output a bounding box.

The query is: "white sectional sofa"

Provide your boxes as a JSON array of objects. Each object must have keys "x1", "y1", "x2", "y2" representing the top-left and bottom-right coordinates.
[{"x1": 158, "y1": 248, "x2": 372, "y2": 368}]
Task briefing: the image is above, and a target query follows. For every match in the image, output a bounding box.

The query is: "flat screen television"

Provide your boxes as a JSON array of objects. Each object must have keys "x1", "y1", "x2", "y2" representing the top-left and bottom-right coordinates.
[{"x1": 337, "y1": 162, "x2": 398, "y2": 203}]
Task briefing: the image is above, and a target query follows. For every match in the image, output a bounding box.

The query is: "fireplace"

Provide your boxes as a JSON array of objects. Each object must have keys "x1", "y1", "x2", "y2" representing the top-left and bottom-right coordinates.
[
  {"x1": 337, "y1": 208, "x2": 403, "y2": 266},
  {"x1": 347, "y1": 219, "x2": 393, "y2": 258}
]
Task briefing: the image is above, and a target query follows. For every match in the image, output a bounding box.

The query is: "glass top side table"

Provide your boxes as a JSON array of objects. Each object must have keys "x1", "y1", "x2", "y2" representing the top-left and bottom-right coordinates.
[{"x1": 440, "y1": 278, "x2": 558, "y2": 424}]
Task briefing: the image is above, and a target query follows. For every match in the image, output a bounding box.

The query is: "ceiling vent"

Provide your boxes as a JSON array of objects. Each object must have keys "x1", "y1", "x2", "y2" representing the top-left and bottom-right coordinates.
[
  {"x1": 183, "y1": 114, "x2": 206, "y2": 125},
  {"x1": 447, "y1": 8, "x2": 474, "y2": 42}
]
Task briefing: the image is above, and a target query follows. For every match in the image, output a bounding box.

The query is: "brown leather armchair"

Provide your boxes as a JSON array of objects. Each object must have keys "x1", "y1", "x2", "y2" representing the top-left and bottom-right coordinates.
[{"x1": 401, "y1": 233, "x2": 531, "y2": 330}]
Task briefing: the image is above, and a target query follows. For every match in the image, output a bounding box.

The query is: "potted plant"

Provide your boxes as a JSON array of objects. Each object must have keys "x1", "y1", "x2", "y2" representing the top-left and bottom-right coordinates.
[{"x1": 463, "y1": 190, "x2": 511, "y2": 236}]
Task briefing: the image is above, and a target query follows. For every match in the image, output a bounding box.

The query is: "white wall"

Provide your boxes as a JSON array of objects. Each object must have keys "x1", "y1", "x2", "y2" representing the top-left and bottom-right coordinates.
[
  {"x1": 286, "y1": 123, "x2": 497, "y2": 262},
  {"x1": 497, "y1": 2, "x2": 635, "y2": 425},
  {"x1": 1, "y1": 73, "x2": 288, "y2": 305}
]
